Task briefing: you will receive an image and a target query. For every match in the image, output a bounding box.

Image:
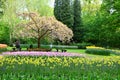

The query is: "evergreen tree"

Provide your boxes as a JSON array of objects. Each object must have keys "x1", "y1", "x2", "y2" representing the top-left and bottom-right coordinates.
[
  {"x1": 54, "y1": 0, "x2": 73, "y2": 28},
  {"x1": 73, "y1": 0, "x2": 83, "y2": 42},
  {"x1": 54, "y1": 0, "x2": 62, "y2": 21}
]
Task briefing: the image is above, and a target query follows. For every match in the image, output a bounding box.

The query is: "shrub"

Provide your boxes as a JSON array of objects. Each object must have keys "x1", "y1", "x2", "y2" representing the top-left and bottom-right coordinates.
[
  {"x1": 110, "y1": 50, "x2": 120, "y2": 55},
  {"x1": 0, "y1": 48, "x2": 7, "y2": 53},
  {"x1": 85, "y1": 46, "x2": 111, "y2": 55},
  {"x1": 77, "y1": 42, "x2": 92, "y2": 49}
]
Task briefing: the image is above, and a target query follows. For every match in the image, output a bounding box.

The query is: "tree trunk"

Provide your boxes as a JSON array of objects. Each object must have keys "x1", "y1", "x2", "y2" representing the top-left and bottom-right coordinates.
[
  {"x1": 38, "y1": 38, "x2": 41, "y2": 48},
  {"x1": 9, "y1": 31, "x2": 13, "y2": 45}
]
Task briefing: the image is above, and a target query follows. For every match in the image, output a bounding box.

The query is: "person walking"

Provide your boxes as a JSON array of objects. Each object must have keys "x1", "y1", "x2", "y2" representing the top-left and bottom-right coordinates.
[{"x1": 15, "y1": 40, "x2": 21, "y2": 51}]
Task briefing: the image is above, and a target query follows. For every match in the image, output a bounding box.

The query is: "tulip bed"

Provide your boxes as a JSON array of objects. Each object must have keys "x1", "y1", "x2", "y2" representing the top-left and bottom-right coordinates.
[{"x1": 0, "y1": 52, "x2": 120, "y2": 80}]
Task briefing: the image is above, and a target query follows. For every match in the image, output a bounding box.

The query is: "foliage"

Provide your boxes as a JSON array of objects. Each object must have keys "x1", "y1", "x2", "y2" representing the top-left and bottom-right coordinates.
[
  {"x1": 0, "y1": 21, "x2": 10, "y2": 44},
  {"x1": 2, "y1": 0, "x2": 22, "y2": 44},
  {"x1": 99, "y1": 0, "x2": 120, "y2": 48},
  {"x1": 54, "y1": 0, "x2": 62, "y2": 21},
  {"x1": 54, "y1": 0, "x2": 74, "y2": 28},
  {"x1": 0, "y1": 48, "x2": 7, "y2": 53},
  {"x1": 15, "y1": 12, "x2": 73, "y2": 48},
  {"x1": 26, "y1": 0, "x2": 54, "y2": 16},
  {"x1": 82, "y1": 0, "x2": 120, "y2": 48},
  {"x1": 76, "y1": 42, "x2": 92, "y2": 49},
  {"x1": 81, "y1": 0, "x2": 103, "y2": 45},
  {"x1": 86, "y1": 46, "x2": 111, "y2": 55},
  {"x1": 73, "y1": 0, "x2": 83, "y2": 42},
  {"x1": 54, "y1": 0, "x2": 83, "y2": 43},
  {"x1": 0, "y1": 56, "x2": 120, "y2": 79},
  {"x1": 0, "y1": 0, "x2": 5, "y2": 17},
  {"x1": 1, "y1": 0, "x2": 54, "y2": 45},
  {"x1": 111, "y1": 50, "x2": 120, "y2": 55}
]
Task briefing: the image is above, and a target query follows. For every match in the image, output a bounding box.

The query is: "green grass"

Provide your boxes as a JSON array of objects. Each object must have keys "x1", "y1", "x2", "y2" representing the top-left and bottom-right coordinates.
[
  {"x1": 7, "y1": 47, "x2": 13, "y2": 51},
  {"x1": 7, "y1": 46, "x2": 27, "y2": 51},
  {"x1": 66, "y1": 49, "x2": 85, "y2": 53},
  {"x1": 52, "y1": 48, "x2": 85, "y2": 53}
]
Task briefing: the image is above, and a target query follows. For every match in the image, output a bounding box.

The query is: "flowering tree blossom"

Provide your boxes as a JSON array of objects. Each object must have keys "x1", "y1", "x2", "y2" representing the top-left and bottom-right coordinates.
[{"x1": 15, "y1": 12, "x2": 73, "y2": 48}]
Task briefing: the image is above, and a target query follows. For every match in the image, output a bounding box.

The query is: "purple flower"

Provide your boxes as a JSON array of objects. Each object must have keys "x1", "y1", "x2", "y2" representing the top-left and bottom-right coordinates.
[{"x1": 2, "y1": 51, "x2": 85, "y2": 57}]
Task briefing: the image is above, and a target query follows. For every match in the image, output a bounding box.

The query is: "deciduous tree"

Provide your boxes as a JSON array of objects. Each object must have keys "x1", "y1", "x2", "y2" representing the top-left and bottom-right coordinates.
[{"x1": 15, "y1": 12, "x2": 73, "y2": 48}]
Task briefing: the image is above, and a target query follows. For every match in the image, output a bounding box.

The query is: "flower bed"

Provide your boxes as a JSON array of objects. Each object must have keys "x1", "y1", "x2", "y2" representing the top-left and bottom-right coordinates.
[
  {"x1": 0, "y1": 56, "x2": 120, "y2": 79},
  {"x1": 2, "y1": 51, "x2": 85, "y2": 57},
  {"x1": 86, "y1": 46, "x2": 111, "y2": 55}
]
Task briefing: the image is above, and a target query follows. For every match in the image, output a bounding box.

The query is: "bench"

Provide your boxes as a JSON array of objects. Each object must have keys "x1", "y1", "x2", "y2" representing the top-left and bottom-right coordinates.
[
  {"x1": 56, "y1": 48, "x2": 67, "y2": 52},
  {"x1": 27, "y1": 48, "x2": 52, "y2": 52},
  {"x1": 12, "y1": 47, "x2": 21, "y2": 51}
]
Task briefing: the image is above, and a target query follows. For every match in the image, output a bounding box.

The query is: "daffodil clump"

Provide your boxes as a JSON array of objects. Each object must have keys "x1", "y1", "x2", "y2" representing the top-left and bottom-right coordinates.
[
  {"x1": 86, "y1": 45, "x2": 105, "y2": 49},
  {"x1": 0, "y1": 56, "x2": 120, "y2": 79},
  {"x1": 86, "y1": 46, "x2": 111, "y2": 55}
]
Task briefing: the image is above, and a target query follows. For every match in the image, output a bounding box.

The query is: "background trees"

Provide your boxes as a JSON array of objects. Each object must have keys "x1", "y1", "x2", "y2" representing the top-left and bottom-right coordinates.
[
  {"x1": 0, "y1": 0, "x2": 54, "y2": 45},
  {"x1": 73, "y1": 0, "x2": 83, "y2": 42},
  {"x1": 82, "y1": 0, "x2": 120, "y2": 48},
  {"x1": 0, "y1": 0, "x2": 5, "y2": 17},
  {"x1": 2, "y1": 0, "x2": 21, "y2": 44},
  {"x1": 81, "y1": 0, "x2": 102, "y2": 44},
  {"x1": 26, "y1": 0, "x2": 54, "y2": 16},
  {"x1": 98, "y1": 0, "x2": 120, "y2": 47},
  {"x1": 54, "y1": 0, "x2": 83, "y2": 43}
]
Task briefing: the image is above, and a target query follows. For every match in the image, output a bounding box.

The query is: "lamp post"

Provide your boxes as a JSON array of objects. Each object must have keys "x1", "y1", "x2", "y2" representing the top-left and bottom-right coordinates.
[{"x1": 50, "y1": 29, "x2": 53, "y2": 49}]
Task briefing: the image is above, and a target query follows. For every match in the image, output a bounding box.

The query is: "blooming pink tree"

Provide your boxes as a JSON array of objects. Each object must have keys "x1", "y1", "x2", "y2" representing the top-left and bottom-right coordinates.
[{"x1": 15, "y1": 12, "x2": 73, "y2": 48}]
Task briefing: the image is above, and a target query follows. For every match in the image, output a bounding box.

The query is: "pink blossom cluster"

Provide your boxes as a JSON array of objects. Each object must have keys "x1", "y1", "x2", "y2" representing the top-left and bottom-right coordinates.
[{"x1": 2, "y1": 51, "x2": 85, "y2": 57}]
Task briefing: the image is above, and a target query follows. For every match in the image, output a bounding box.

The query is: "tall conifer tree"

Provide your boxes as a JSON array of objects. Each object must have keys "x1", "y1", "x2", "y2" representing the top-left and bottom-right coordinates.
[
  {"x1": 73, "y1": 0, "x2": 83, "y2": 42},
  {"x1": 54, "y1": 0, "x2": 73, "y2": 28},
  {"x1": 54, "y1": 0, "x2": 62, "y2": 21}
]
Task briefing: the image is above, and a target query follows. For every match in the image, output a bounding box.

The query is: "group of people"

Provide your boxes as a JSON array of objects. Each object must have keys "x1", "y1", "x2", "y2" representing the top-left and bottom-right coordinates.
[{"x1": 13, "y1": 40, "x2": 33, "y2": 51}]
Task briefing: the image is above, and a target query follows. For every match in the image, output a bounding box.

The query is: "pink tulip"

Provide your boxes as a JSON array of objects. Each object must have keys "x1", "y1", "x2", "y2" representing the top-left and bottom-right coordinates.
[{"x1": 2, "y1": 51, "x2": 85, "y2": 57}]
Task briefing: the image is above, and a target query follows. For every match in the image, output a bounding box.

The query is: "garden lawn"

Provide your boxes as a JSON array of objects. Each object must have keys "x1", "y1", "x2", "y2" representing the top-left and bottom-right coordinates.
[{"x1": 63, "y1": 49, "x2": 85, "y2": 53}]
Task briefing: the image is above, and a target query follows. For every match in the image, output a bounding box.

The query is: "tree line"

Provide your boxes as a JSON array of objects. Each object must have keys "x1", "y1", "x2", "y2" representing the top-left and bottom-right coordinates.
[
  {"x1": 0, "y1": 0, "x2": 120, "y2": 48},
  {"x1": 54, "y1": 0, "x2": 120, "y2": 48}
]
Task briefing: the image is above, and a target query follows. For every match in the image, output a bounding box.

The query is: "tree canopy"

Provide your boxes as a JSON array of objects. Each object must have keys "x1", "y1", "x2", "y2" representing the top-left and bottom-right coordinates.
[{"x1": 15, "y1": 12, "x2": 73, "y2": 48}]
